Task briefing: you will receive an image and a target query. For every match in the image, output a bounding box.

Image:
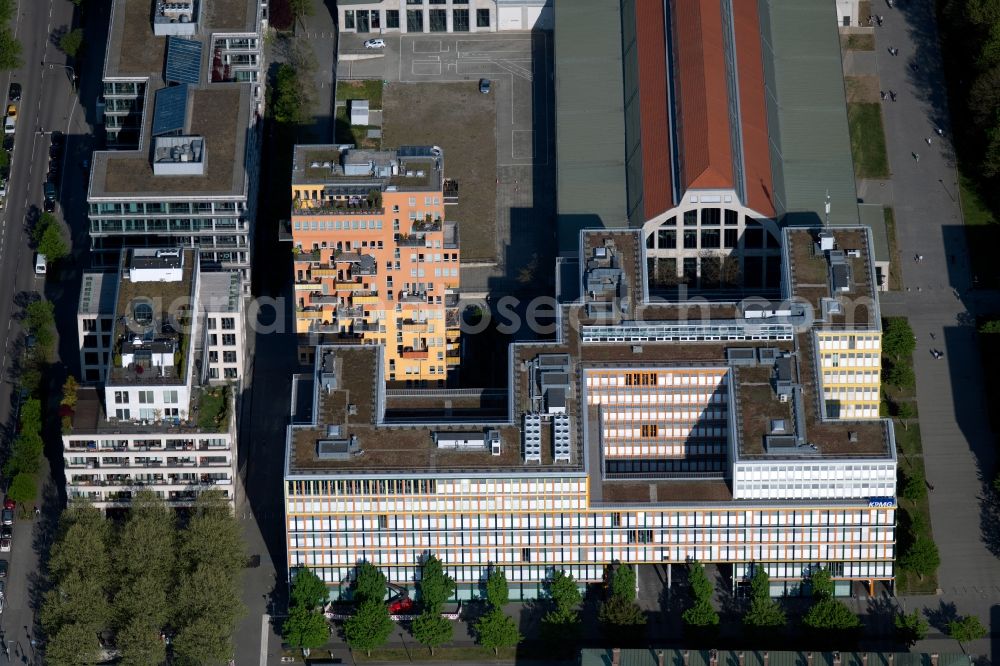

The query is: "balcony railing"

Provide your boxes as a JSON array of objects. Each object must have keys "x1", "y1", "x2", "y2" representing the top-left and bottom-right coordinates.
[{"x1": 396, "y1": 234, "x2": 428, "y2": 247}]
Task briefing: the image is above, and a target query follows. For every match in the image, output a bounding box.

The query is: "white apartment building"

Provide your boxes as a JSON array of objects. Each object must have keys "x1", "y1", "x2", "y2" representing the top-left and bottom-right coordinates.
[
  {"x1": 284, "y1": 227, "x2": 897, "y2": 601},
  {"x1": 65, "y1": 248, "x2": 243, "y2": 509},
  {"x1": 89, "y1": 0, "x2": 266, "y2": 292}
]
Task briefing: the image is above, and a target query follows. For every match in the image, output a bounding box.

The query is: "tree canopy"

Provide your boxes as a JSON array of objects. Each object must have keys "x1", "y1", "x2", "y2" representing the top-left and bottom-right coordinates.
[
  {"x1": 484, "y1": 567, "x2": 509, "y2": 609},
  {"x1": 283, "y1": 605, "x2": 330, "y2": 650},
  {"x1": 343, "y1": 599, "x2": 393, "y2": 656},
  {"x1": 411, "y1": 611, "x2": 452, "y2": 655},
  {"x1": 743, "y1": 568, "x2": 786, "y2": 630},
  {"x1": 474, "y1": 608, "x2": 520, "y2": 655},
  {"x1": 354, "y1": 562, "x2": 386, "y2": 605},
  {"x1": 417, "y1": 555, "x2": 455, "y2": 613},
  {"x1": 882, "y1": 318, "x2": 915, "y2": 361},
  {"x1": 947, "y1": 615, "x2": 987, "y2": 643},
  {"x1": 290, "y1": 568, "x2": 329, "y2": 612}
]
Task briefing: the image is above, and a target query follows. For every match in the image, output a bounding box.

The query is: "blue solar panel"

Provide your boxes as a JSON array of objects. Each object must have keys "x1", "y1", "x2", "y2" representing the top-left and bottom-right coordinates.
[
  {"x1": 165, "y1": 36, "x2": 202, "y2": 85},
  {"x1": 151, "y1": 84, "x2": 189, "y2": 137}
]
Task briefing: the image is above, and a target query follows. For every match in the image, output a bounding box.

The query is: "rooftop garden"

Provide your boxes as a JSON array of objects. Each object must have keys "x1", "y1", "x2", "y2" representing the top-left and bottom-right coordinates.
[{"x1": 196, "y1": 386, "x2": 230, "y2": 432}]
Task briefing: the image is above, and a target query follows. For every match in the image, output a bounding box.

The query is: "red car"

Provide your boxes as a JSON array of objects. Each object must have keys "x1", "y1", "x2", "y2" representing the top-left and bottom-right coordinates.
[{"x1": 3, "y1": 498, "x2": 14, "y2": 511}]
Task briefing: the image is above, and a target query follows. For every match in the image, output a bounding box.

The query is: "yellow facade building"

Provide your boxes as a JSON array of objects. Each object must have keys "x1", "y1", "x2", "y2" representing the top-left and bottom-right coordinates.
[{"x1": 289, "y1": 145, "x2": 461, "y2": 386}]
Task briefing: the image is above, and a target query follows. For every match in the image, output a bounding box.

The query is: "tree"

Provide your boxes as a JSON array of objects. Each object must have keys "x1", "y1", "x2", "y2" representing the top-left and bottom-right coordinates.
[
  {"x1": 743, "y1": 568, "x2": 786, "y2": 630},
  {"x1": 343, "y1": 598, "x2": 393, "y2": 656},
  {"x1": 290, "y1": 567, "x2": 329, "y2": 611},
  {"x1": 33, "y1": 212, "x2": 58, "y2": 245},
  {"x1": 895, "y1": 610, "x2": 929, "y2": 647},
  {"x1": 882, "y1": 317, "x2": 915, "y2": 361},
  {"x1": 44, "y1": 621, "x2": 102, "y2": 666},
  {"x1": 484, "y1": 567, "x2": 509, "y2": 609},
  {"x1": 809, "y1": 568, "x2": 834, "y2": 600},
  {"x1": 899, "y1": 536, "x2": 941, "y2": 580},
  {"x1": 282, "y1": 605, "x2": 330, "y2": 650},
  {"x1": 900, "y1": 469, "x2": 927, "y2": 501},
  {"x1": 686, "y1": 561, "x2": 713, "y2": 603},
  {"x1": 353, "y1": 562, "x2": 386, "y2": 605},
  {"x1": 544, "y1": 570, "x2": 582, "y2": 624},
  {"x1": 25, "y1": 299, "x2": 54, "y2": 333},
  {"x1": 0, "y1": 28, "x2": 22, "y2": 71},
  {"x1": 6, "y1": 472, "x2": 35, "y2": 505},
  {"x1": 178, "y1": 489, "x2": 246, "y2": 575},
  {"x1": 288, "y1": 0, "x2": 314, "y2": 20},
  {"x1": 38, "y1": 222, "x2": 69, "y2": 262},
  {"x1": 59, "y1": 28, "x2": 83, "y2": 57},
  {"x1": 608, "y1": 562, "x2": 637, "y2": 601},
  {"x1": 895, "y1": 401, "x2": 915, "y2": 428},
  {"x1": 0, "y1": 0, "x2": 14, "y2": 24},
  {"x1": 116, "y1": 617, "x2": 167, "y2": 666},
  {"x1": 171, "y1": 611, "x2": 238, "y2": 666},
  {"x1": 683, "y1": 599, "x2": 720, "y2": 628},
  {"x1": 4, "y1": 432, "x2": 43, "y2": 476},
  {"x1": 802, "y1": 598, "x2": 862, "y2": 632},
  {"x1": 597, "y1": 594, "x2": 646, "y2": 628},
  {"x1": 272, "y1": 63, "x2": 307, "y2": 125},
  {"x1": 411, "y1": 610, "x2": 452, "y2": 655},
  {"x1": 62, "y1": 375, "x2": 79, "y2": 408},
  {"x1": 947, "y1": 615, "x2": 987, "y2": 644},
  {"x1": 417, "y1": 555, "x2": 455, "y2": 613},
  {"x1": 885, "y1": 362, "x2": 915, "y2": 389},
  {"x1": 474, "y1": 608, "x2": 520, "y2": 656}
]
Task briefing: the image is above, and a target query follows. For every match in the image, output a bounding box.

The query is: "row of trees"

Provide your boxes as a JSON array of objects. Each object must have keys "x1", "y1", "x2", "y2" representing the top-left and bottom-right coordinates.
[
  {"x1": 33, "y1": 212, "x2": 69, "y2": 264},
  {"x1": 41, "y1": 491, "x2": 247, "y2": 666},
  {"x1": 0, "y1": 0, "x2": 22, "y2": 71}
]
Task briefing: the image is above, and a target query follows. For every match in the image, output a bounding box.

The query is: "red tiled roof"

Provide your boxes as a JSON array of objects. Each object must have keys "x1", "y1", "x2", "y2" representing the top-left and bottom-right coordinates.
[
  {"x1": 672, "y1": 0, "x2": 733, "y2": 191},
  {"x1": 635, "y1": 0, "x2": 673, "y2": 220},
  {"x1": 732, "y1": 0, "x2": 775, "y2": 217}
]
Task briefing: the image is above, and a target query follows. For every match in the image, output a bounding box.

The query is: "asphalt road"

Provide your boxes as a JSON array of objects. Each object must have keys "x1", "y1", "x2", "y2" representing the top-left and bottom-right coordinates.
[{"x1": 0, "y1": 0, "x2": 95, "y2": 660}]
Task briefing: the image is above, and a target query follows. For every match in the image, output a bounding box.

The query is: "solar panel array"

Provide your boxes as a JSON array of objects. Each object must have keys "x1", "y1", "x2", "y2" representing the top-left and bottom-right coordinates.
[
  {"x1": 165, "y1": 36, "x2": 202, "y2": 85},
  {"x1": 151, "y1": 83, "x2": 189, "y2": 137}
]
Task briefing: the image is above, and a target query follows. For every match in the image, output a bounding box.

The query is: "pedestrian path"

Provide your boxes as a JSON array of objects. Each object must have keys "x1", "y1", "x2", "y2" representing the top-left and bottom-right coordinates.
[{"x1": 866, "y1": 4, "x2": 999, "y2": 658}]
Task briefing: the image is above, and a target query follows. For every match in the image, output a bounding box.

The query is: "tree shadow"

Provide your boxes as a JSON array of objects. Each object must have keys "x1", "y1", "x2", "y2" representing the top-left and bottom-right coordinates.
[{"x1": 922, "y1": 599, "x2": 958, "y2": 633}]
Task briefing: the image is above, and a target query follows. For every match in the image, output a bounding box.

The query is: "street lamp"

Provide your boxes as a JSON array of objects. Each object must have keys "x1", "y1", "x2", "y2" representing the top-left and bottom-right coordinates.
[{"x1": 40, "y1": 61, "x2": 78, "y2": 91}]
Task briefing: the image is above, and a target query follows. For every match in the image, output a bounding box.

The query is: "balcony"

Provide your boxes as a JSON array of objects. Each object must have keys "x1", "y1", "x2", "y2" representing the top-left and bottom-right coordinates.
[
  {"x1": 337, "y1": 305, "x2": 366, "y2": 318},
  {"x1": 411, "y1": 218, "x2": 442, "y2": 233},
  {"x1": 309, "y1": 293, "x2": 341, "y2": 305},
  {"x1": 400, "y1": 291, "x2": 429, "y2": 304},
  {"x1": 401, "y1": 348, "x2": 429, "y2": 360},
  {"x1": 443, "y1": 222, "x2": 459, "y2": 249},
  {"x1": 396, "y1": 234, "x2": 429, "y2": 247},
  {"x1": 400, "y1": 319, "x2": 428, "y2": 331},
  {"x1": 297, "y1": 307, "x2": 324, "y2": 320},
  {"x1": 292, "y1": 199, "x2": 384, "y2": 216}
]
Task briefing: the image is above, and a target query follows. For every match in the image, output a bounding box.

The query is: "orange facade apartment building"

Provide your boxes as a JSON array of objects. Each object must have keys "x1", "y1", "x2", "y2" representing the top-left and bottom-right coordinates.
[{"x1": 290, "y1": 145, "x2": 461, "y2": 386}]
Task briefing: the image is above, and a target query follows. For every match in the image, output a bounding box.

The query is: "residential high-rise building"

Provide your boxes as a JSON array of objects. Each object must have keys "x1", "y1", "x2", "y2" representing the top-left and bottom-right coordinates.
[
  {"x1": 87, "y1": 0, "x2": 266, "y2": 292},
  {"x1": 289, "y1": 145, "x2": 461, "y2": 387},
  {"x1": 283, "y1": 226, "x2": 895, "y2": 600},
  {"x1": 65, "y1": 248, "x2": 243, "y2": 508}
]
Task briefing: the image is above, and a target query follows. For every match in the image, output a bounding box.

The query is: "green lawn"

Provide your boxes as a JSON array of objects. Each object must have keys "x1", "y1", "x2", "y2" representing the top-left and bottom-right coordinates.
[
  {"x1": 336, "y1": 79, "x2": 384, "y2": 109},
  {"x1": 196, "y1": 387, "x2": 229, "y2": 431},
  {"x1": 841, "y1": 33, "x2": 875, "y2": 51},
  {"x1": 335, "y1": 106, "x2": 380, "y2": 149},
  {"x1": 883, "y1": 207, "x2": 903, "y2": 290},
  {"x1": 847, "y1": 103, "x2": 890, "y2": 179},
  {"x1": 896, "y1": 454, "x2": 939, "y2": 595}
]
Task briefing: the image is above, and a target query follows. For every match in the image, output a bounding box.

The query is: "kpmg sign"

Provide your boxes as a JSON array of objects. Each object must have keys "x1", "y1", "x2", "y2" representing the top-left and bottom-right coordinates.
[{"x1": 867, "y1": 496, "x2": 896, "y2": 508}]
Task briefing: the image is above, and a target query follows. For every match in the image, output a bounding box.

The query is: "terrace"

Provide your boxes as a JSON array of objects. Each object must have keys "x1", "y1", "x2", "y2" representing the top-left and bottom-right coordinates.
[
  {"x1": 70, "y1": 386, "x2": 234, "y2": 435},
  {"x1": 786, "y1": 228, "x2": 878, "y2": 328}
]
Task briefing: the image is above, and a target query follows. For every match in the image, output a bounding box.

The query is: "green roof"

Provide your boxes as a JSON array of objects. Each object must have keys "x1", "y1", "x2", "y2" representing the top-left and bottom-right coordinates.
[
  {"x1": 759, "y1": 0, "x2": 860, "y2": 227},
  {"x1": 554, "y1": 0, "x2": 629, "y2": 252}
]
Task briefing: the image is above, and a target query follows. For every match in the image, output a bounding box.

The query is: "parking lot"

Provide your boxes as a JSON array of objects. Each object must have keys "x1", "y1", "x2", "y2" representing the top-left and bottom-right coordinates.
[{"x1": 340, "y1": 32, "x2": 555, "y2": 291}]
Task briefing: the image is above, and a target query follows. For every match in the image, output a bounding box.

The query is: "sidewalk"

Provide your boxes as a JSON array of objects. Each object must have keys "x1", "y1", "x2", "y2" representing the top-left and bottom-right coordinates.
[{"x1": 866, "y1": 4, "x2": 999, "y2": 660}]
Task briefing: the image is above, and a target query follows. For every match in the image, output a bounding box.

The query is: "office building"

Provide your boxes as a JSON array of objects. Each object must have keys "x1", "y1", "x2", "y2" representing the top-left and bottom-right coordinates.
[
  {"x1": 337, "y1": 0, "x2": 552, "y2": 34},
  {"x1": 64, "y1": 248, "x2": 242, "y2": 508},
  {"x1": 283, "y1": 225, "x2": 895, "y2": 600},
  {"x1": 289, "y1": 145, "x2": 461, "y2": 386},
  {"x1": 87, "y1": 0, "x2": 266, "y2": 292}
]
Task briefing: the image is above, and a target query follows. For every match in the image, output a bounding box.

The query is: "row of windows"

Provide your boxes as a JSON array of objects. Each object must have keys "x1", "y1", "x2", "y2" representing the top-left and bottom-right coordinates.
[
  {"x1": 345, "y1": 7, "x2": 490, "y2": 32},
  {"x1": 295, "y1": 220, "x2": 384, "y2": 231},
  {"x1": 586, "y1": 372, "x2": 726, "y2": 387},
  {"x1": 603, "y1": 426, "x2": 727, "y2": 438},
  {"x1": 207, "y1": 334, "x2": 239, "y2": 347},
  {"x1": 603, "y1": 409, "x2": 728, "y2": 422},
  {"x1": 589, "y1": 392, "x2": 727, "y2": 405},
  {"x1": 90, "y1": 201, "x2": 239, "y2": 215},
  {"x1": 113, "y1": 390, "x2": 179, "y2": 404},
  {"x1": 206, "y1": 317, "x2": 237, "y2": 330}
]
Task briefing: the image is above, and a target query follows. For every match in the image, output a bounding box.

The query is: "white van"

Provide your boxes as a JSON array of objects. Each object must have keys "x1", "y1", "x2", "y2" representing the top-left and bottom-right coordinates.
[
  {"x1": 34, "y1": 253, "x2": 46, "y2": 275},
  {"x1": 3, "y1": 116, "x2": 13, "y2": 135}
]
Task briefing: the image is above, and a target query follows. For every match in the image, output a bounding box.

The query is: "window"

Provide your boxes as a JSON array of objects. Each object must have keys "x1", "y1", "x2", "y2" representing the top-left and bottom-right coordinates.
[
  {"x1": 429, "y1": 0, "x2": 445, "y2": 4},
  {"x1": 627, "y1": 529, "x2": 653, "y2": 544},
  {"x1": 476, "y1": 8, "x2": 490, "y2": 27},
  {"x1": 114, "y1": 391, "x2": 128, "y2": 404},
  {"x1": 133, "y1": 301, "x2": 154, "y2": 326},
  {"x1": 221, "y1": 317, "x2": 235, "y2": 330},
  {"x1": 378, "y1": 515, "x2": 388, "y2": 528},
  {"x1": 521, "y1": 548, "x2": 532, "y2": 562},
  {"x1": 386, "y1": 10, "x2": 399, "y2": 28},
  {"x1": 640, "y1": 424, "x2": 658, "y2": 438},
  {"x1": 209, "y1": 351, "x2": 219, "y2": 363},
  {"x1": 724, "y1": 209, "x2": 739, "y2": 226},
  {"x1": 429, "y1": 10, "x2": 447, "y2": 31},
  {"x1": 207, "y1": 318, "x2": 217, "y2": 330},
  {"x1": 611, "y1": 512, "x2": 622, "y2": 527},
  {"x1": 138, "y1": 408, "x2": 155, "y2": 421},
  {"x1": 83, "y1": 319, "x2": 97, "y2": 332},
  {"x1": 222, "y1": 334, "x2": 236, "y2": 346},
  {"x1": 344, "y1": 10, "x2": 355, "y2": 29},
  {"x1": 453, "y1": 8, "x2": 469, "y2": 31},
  {"x1": 702, "y1": 208, "x2": 721, "y2": 226},
  {"x1": 164, "y1": 391, "x2": 178, "y2": 404},
  {"x1": 115, "y1": 409, "x2": 131, "y2": 420},
  {"x1": 683, "y1": 230, "x2": 698, "y2": 249},
  {"x1": 138, "y1": 390, "x2": 154, "y2": 404},
  {"x1": 407, "y1": 9, "x2": 423, "y2": 31},
  {"x1": 208, "y1": 334, "x2": 218, "y2": 346},
  {"x1": 724, "y1": 229, "x2": 738, "y2": 248},
  {"x1": 701, "y1": 229, "x2": 720, "y2": 248},
  {"x1": 407, "y1": 0, "x2": 423, "y2": 4},
  {"x1": 209, "y1": 367, "x2": 219, "y2": 379},
  {"x1": 223, "y1": 351, "x2": 237, "y2": 363},
  {"x1": 224, "y1": 368, "x2": 237, "y2": 379},
  {"x1": 684, "y1": 210, "x2": 698, "y2": 226}
]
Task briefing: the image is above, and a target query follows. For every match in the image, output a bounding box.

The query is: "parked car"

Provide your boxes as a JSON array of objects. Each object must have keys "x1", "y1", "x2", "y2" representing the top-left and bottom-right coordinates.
[
  {"x1": 0, "y1": 559, "x2": 7, "y2": 578},
  {"x1": 3, "y1": 134, "x2": 13, "y2": 152},
  {"x1": 364, "y1": 38, "x2": 386, "y2": 49},
  {"x1": 479, "y1": 78, "x2": 491, "y2": 94},
  {"x1": 3, "y1": 498, "x2": 14, "y2": 511},
  {"x1": 0, "y1": 539, "x2": 10, "y2": 553},
  {"x1": 1, "y1": 526, "x2": 11, "y2": 540},
  {"x1": 7, "y1": 83, "x2": 19, "y2": 102},
  {"x1": 6, "y1": 104, "x2": 15, "y2": 120},
  {"x1": 1, "y1": 509, "x2": 12, "y2": 526}
]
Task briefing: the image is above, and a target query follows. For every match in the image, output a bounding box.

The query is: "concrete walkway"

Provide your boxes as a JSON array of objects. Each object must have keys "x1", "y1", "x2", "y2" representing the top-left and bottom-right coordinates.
[{"x1": 866, "y1": 2, "x2": 1000, "y2": 660}]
